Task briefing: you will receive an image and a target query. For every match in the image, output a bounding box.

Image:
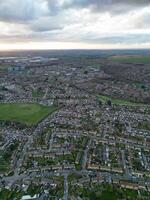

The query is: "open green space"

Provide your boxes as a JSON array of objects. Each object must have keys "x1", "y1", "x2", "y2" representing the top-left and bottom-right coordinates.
[
  {"x1": 92, "y1": 63, "x2": 101, "y2": 69},
  {"x1": 98, "y1": 94, "x2": 150, "y2": 107},
  {"x1": 111, "y1": 56, "x2": 150, "y2": 64},
  {"x1": 137, "y1": 121, "x2": 150, "y2": 130},
  {"x1": 32, "y1": 89, "x2": 44, "y2": 98},
  {"x1": 0, "y1": 103, "x2": 57, "y2": 125},
  {"x1": 0, "y1": 65, "x2": 8, "y2": 71},
  {"x1": 0, "y1": 157, "x2": 9, "y2": 172},
  {"x1": 0, "y1": 141, "x2": 19, "y2": 172},
  {"x1": 0, "y1": 189, "x2": 23, "y2": 200},
  {"x1": 70, "y1": 183, "x2": 149, "y2": 200}
]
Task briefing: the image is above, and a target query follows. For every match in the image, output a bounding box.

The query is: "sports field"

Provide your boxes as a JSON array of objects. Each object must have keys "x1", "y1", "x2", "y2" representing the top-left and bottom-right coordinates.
[{"x1": 0, "y1": 103, "x2": 57, "y2": 125}]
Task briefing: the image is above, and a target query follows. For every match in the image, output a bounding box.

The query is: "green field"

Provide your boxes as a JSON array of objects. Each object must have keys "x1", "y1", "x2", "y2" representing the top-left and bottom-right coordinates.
[
  {"x1": 98, "y1": 94, "x2": 149, "y2": 107},
  {"x1": 0, "y1": 103, "x2": 57, "y2": 125},
  {"x1": 0, "y1": 65, "x2": 8, "y2": 71},
  {"x1": 32, "y1": 89, "x2": 44, "y2": 98},
  {"x1": 111, "y1": 56, "x2": 150, "y2": 64}
]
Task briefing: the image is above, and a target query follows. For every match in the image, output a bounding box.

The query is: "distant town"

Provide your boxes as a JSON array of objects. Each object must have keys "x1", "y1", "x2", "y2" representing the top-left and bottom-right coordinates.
[{"x1": 0, "y1": 50, "x2": 150, "y2": 200}]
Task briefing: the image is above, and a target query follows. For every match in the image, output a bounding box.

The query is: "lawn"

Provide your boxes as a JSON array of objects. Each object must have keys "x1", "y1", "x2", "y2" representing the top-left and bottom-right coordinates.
[
  {"x1": 98, "y1": 94, "x2": 150, "y2": 107},
  {"x1": 111, "y1": 56, "x2": 150, "y2": 64},
  {"x1": 32, "y1": 89, "x2": 44, "y2": 98},
  {"x1": 0, "y1": 103, "x2": 57, "y2": 125}
]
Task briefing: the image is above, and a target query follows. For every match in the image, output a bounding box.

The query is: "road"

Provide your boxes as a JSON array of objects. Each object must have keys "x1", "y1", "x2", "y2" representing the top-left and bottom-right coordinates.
[
  {"x1": 121, "y1": 150, "x2": 130, "y2": 177},
  {"x1": 63, "y1": 174, "x2": 68, "y2": 200},
  {"x1": 82, "y1": 139, "x2": 91, "y2": 169},
  {"x1": 14, "y1": 135, "x2": 33, "y2": 175},
  {"x1": 43, "y1": 87, "x2": 49, "y2": 100},
  {"x1": 49, "y1": 132, "x2": 54, "y2": 152}
]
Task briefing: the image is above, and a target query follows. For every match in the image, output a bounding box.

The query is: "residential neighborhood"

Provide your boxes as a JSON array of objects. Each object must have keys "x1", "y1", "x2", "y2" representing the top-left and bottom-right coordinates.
[{"x1": 0, "y1": 51, "x2": 150, "y2": 199}]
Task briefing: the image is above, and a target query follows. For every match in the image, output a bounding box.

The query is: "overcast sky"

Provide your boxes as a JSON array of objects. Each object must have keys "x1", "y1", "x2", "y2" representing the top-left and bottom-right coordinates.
[{"x1": 0, "y1": 0, "x2": 150, "y2": 49}]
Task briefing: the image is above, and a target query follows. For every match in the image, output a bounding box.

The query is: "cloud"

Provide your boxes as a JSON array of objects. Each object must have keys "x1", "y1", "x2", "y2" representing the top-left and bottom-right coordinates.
[
  {"x1": 62, "y1": 0, "x2": 150, "y2": 14},
  {"x1": 0, "y1": 0, "x2": 149, "y2": 24},
  {"x1": 30, "y1": 17, "x2": 63, "y2": 32},
  {"x1": 0, "y1": 0, "x2": 48, "y2": 23},
  {"x1": 133, "y1": 11, "x2": 150, "y2": 29},
  {"x1": 0, "y1": 0, "x2": 150, "y2": 48},
  {"x1": 86, "y1": 33, "x2": 150, "y2": 44},
  {"x1": 46, "y1": 0, "x2": 62, "y2": 15}
]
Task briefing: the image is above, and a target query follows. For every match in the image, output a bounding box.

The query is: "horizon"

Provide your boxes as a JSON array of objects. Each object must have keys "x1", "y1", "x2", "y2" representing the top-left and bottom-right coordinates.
[{"x1": 1, "y1": 47, "x2": 150, "y2": 52}]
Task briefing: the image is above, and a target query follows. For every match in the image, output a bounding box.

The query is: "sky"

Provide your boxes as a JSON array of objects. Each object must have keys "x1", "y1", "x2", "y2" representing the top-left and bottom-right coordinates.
[{"x1": 0, "y1": 0, "x2": 150, "y2": 50}]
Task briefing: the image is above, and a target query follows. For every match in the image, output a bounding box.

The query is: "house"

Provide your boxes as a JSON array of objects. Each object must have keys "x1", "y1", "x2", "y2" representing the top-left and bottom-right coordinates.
[{"x1": 21, "y1": 194, "x2": 39, "y2": 200}]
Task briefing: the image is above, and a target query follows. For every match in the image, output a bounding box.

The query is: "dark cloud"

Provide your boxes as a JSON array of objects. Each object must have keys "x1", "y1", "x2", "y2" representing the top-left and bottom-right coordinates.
[
  {"x1": 63, "y1": 0, "x2": 150, "y2": 13},
  {"x1": 0, "y1": 0, "x2": 50, "y2": 23},
  {"x1": 31, "y1": 25, "x2": 62, "y2": 32},
  {"x1": 0, "y1": 0, "x2": 149, "y2": 24},
  {"x1": 0, "y1": 0, "x2": 36, "y2": 22},
  {"x1": 46, "y1": 0, "x2": 61, "y2": 15}
]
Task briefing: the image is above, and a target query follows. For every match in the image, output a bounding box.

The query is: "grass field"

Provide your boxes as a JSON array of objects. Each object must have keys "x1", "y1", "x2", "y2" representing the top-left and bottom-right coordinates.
[
  {"x1": 98, "y1": 94, "x2": 149, "y2": 107},
  {"x1": 0, "y1": 103, "x2": 57, "y2": 125},
  {"x1": 111, "y1": 56, "x2": 150, "y2": 64},
  {"x1": 0, "y1": 65, "x2": 8, "y2": 71},
  {"x1": 32, "y1": 89, "x2": 44, "y2": 98}
]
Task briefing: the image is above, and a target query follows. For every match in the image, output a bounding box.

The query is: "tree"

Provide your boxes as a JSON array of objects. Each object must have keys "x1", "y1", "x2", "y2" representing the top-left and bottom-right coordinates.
[
  {"x1": 89, "y1": 191, "x2": 97, "y2": 200},
  {"x1": 141, "y1": 84, "x2": 146, "y2": 89},
  {"x1": 107, "y1": 100, "x2": 112, "y2": 106},
  {"x1": 99, "y1": 100, "x2": 102, "y2": 106},
  {"x1": 84, "y1": 70, "x2": 88, "y2": 75}
]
